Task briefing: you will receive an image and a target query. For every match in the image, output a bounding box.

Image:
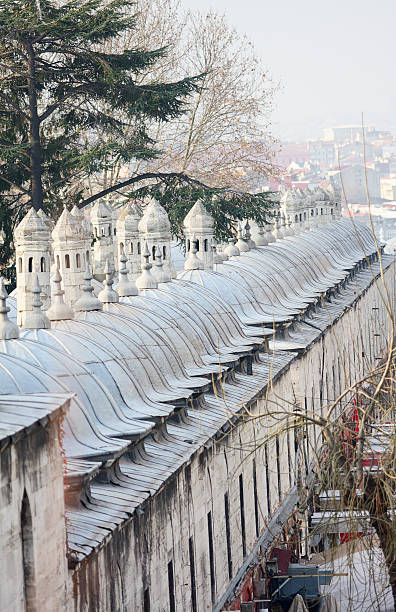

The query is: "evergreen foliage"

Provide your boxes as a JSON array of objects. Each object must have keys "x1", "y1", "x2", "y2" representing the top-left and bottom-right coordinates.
[
  {"x1": 0, "y1": 0, "x2": 274, "y2": 282},
  {"x1": 130, "y1": 176, "x2": 274, "y2": 243}
]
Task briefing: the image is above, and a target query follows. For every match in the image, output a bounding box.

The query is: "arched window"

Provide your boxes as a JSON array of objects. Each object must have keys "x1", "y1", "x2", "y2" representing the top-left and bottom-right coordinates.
[
  {"x1": 101, "y1": 227, "x2": 105, "y2": 236},
  {"x1": 56, "y1": 255, "x2": 60, "y2": 269},
  {"x1": 311, "y1": 209, "x2": 314, "y2": 216},
  {"x1": 86, "y1": 250, "x2": 90, "y2": 264},
  {"x1": 40, "y1": 257, "x2": 46, "y2": 272},
  {"x1": 196, "y1": 239, "x2": 200, "y2": 251},
  {"x1": 303, "y1": 211, "x2": 306, "y2": 220},
  {"x1": 137, "y1": 242, "x2": 141, "y2": 255},
  {"x1": 76, "y1": 253, "x2": 81, "y2": 268},
  {"x1": 65, "y1": 254, "x2": 70, "y2": 269},
  {"x1": 335, "y1": 202, "x2": 338, "y2": 208},
  {"x1": 299, "y1": 213, "x2": 302, "y2": 222},
  {"x1": 294, "y1": 214, "x2": 298, "y2": 223},
  {"x1": 18, "y1": 258, "x2": 22, "y2": 273},
  {"x1": 204, "y1": 239, "x2": 208, "y2": 252},
  {"x1": 119, "y1": 242, "x2": 124, "y2": 254},
  {"x1": 129, "y1": 242, "x2": 133, "y2": 254},
  {"x1": 320, "y1": 208, "x2": 323, "y2": 215},
  {"x1": 331, "y1": 208, "x2": 333, "y2": 216},
  {"x1": 28, "y1": 257, "x2": 33, "y2": 273},
  {"x1": 21, "y1": 491, "x2": 36, "y2": 611},
  {"x1": 95, "y1": 227, "x2": 98, "y2": 237},
  {"x1": 163, "y1": 245, "x2": 166, "y2": 259},
  {"x1": 108, "y1": 225, "x2": 111, "y2": 236},
  {"x1": 152, "y1": 245, "x2": 156, "y2": 260},
  {"x1": 114, "y1": 228, "x2": 117, "y2": 236}
]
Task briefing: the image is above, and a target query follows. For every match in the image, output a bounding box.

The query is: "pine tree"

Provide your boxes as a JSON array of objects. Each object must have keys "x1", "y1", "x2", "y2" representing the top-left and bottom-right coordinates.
[
  {"x1": 0, "y1": 0, "x2": 274, "y2": 281},
  {"x1": 0, "y1": 0, "x2": 200, "y2": 270}
]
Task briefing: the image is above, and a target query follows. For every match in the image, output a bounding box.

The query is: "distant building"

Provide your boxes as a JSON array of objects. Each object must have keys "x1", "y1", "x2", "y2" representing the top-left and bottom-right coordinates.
[
  {"x1": 323, "y1": 125, "x2": 371, "y2": 143},
  {"x1": 330, "y1": 164, "x2": 381, "y2": 203},
  {"x1": 308, "y1": 140, "x2": 336, "y2": 166},
  {"x1": 337, "y1": 140, "x2": 378, "y2": 162},
  {"x1": 276, "y1": 143, "x2": 310, "y2": 166},
  {"x1": 380, "y1": 176, "x2": 396, "y2": 200}
]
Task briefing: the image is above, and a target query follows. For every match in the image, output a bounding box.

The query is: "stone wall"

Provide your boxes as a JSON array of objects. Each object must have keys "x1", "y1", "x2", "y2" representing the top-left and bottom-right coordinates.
[
  {"x1": 70, "y1": 262, "x2": 394, "y2": 612},
  {"x1": 0, "y1": 412, "x2": 68, "y2": 612}
]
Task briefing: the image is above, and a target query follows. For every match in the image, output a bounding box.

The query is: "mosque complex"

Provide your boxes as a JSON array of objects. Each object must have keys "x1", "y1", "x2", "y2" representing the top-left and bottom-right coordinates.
[{"x1": 0, "y1": 186, "x2": 394, "y2": 611}]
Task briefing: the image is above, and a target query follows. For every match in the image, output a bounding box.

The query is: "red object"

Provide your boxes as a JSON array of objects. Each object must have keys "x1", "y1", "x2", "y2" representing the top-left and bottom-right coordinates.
[{"x1": 270, "y1": 548, "x2": 293, "y2": 575}]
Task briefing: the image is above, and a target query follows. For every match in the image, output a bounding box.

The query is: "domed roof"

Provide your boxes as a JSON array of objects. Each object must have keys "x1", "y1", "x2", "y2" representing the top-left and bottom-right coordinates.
[
  {"x1": 52, "y1": 207, "x2": 84, "y2": 242},
  {"x1": 138, "y1": 198, "x2": 171, "y2": 236},
  {"x1": 14, "y1": 207, "x2": 50, "y2": 242},
  {"x1": 183, "y1": 200, "x2": 214, "y2": 231},
  {"x1": 0, "y1": 350, "x2": 127, "y2": 459},
  {"x1": 90, "y1": 198, "x2": 112, "y2": 221}
]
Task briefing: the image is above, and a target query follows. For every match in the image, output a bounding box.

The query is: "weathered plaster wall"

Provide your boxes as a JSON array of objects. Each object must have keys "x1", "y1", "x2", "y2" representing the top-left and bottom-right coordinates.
[
  {"x1": 0, "y1": 419, "x2": 68, "y2": 612},
  {"x1": 70, "y1": 264, "x2": 394, "y2": 612}
]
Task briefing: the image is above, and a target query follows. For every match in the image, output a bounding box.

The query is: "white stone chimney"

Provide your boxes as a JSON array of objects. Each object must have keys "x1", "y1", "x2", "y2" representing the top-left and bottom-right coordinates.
[
  {"x1": 14, "y1": 207, "x2": 51, "y2": 326},
  {"x1": 183, "y1": 200, "x2": 215, "y2": 270}
]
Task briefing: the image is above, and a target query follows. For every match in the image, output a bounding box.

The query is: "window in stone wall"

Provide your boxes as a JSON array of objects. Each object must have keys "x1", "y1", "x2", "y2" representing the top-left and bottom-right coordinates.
[
  {"x1": 264, "y1": 444, "x2": 271, "y2": 517},
  {"x1": 21, "y1": 491, "x2": 35, "y2": 611},
  {"x1": 143, "y1": 588, "x2": 150, "y2": 612},
  {"x1": 239, "y1": 474, "x2": 246, "y2": 557},
  {"x1": 252, "y1": 458, "x2": 260, "y2": 538},
  {"x1": 276, "y1": 436, "x2": 282, "y2": 502},
  {"x1": 286, "y1": 419, "x2": 293, "y2": 488},
  {"x1": 207, "y1": 511, "x2": 216, "y2": 603},
  {"x1": 224, "y1": 492, "x2": 232, "y2": 580},
  {"x1": 304, "y1": 397, "x2": 310, "y2": 462},
  {"x1": 188, "y1": 536, "x2": 197, "y2": 612},
  {"x1": 167, "y1": 560, "x2": 175, "y2": 612}
]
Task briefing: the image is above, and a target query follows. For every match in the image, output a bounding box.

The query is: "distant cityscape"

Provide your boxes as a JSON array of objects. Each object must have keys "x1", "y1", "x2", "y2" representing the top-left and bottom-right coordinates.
[{"x1": 271, "y1": 125, "x2": 396, "y2": 243}]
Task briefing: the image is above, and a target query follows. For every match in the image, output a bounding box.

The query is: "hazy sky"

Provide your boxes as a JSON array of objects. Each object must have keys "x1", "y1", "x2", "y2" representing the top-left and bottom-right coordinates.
[{"x1": 181, "y1": 0, "x2": 395, "y2": 141}]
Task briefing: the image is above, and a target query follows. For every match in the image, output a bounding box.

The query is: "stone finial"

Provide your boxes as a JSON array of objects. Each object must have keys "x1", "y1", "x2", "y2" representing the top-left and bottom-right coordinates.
[
  {"x1": 74, "y1": 265, "x2": 103, "y2": 312},
  {"x1": 244, "y1": 220, "x2": 256, "y2": 248},
  {"x1": 184, "y1": 237, "x2": 204, "y2": 271},
  {"x1": 117, "y1": 247, "x2": 138, "y2": 297},
  {"x1": 217, "y1": 245, "x2": 229, "y2": 261},
  {"x1": 211, "y1": 244, "x2": 223, "y2": 265},
  {"x1": 235, "y1": 221, "x2": 250, "y2": 252},
  {"x1": 0, "y1": 278, "x2": 19, "y2": 339},
  {"x1": 254, "y1": 223, "x2": 268, "y2": 246},
  {"x1": 47, "y1": 268, "x2": 74, "y2": 321},
  {"x1": 135, "y1": 242, "x2": 158, "y2": 290},
  {"x1": 152, "y1": 251, "x2": 171, "y2": 283},
  {"x1": 98, "y1": 260, "x2": 119, "y2": 304},
  {"x1": 23, "y1": 275, "x2": 51, "y2": 329},
  {"x1": 223, "y1": 237, "x2": 240, "y2": 257}
]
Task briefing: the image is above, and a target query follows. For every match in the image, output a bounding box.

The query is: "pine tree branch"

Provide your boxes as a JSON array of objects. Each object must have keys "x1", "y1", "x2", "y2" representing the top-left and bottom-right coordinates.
[
  {"x1": 0, "y1": 91, "x2": 29, "y2": 121},
  {"x1": 77, "y1": 171, "x2": 214, "y2": 208}
]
